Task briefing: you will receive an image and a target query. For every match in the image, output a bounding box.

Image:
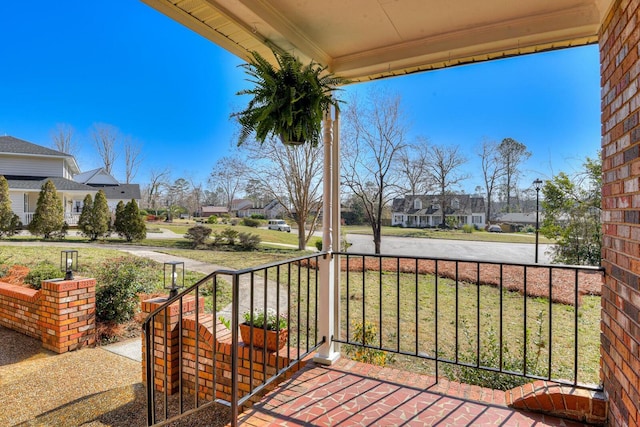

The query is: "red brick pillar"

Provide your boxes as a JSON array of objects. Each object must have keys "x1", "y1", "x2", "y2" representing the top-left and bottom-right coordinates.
[
  {"x1": 141, "y1": 296, "x2": 202, "y2": 394},
  {"x1": 599, "y1": 1, "x2": 640, "y2": 426},
  {"x1": 38, "y1": 277, "x2": 96, "y2": 353}
]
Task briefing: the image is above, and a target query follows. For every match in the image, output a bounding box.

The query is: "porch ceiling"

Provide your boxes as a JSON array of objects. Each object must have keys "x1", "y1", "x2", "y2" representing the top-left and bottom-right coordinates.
[{"x1": 141, "y1": 0, "x2": 613, "y2": 82}]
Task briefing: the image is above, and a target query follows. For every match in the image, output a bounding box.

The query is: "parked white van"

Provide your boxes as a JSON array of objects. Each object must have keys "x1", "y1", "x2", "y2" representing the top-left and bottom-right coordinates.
[{"x1": 267, "y1": 219, "x2": 291, "y2": 232}]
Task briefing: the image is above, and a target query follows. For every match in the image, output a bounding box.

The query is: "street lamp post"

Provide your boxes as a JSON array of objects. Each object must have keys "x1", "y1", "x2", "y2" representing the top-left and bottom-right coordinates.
[{"x1": 533, "y1": 178, "x2": 543, "y2": 263}]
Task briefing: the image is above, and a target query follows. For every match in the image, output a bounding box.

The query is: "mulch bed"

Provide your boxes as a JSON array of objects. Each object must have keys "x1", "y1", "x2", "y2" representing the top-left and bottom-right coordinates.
[
  {"x1": 302, "y1": 257, "x2": 602, "y2": 306},
  {"x1": 0, "y1": 264, "x2": 30, "y2": 285}
]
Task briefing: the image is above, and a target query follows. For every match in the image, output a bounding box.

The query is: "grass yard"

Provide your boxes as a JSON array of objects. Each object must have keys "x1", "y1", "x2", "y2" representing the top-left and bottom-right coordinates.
[
  {"x1": 344, "y1": 225, "x2": 554, "y2": 244},
  {"x1": 338, "y1": 269, "x2": 600, "y2": 387},
  {"x1": 1, "y1": 242, "x2": 599, "y2": 389},
  {"x1": 149, "y1": 248, "x2": 600, "y2": 387},
  {"x1": 159, "y1": 248, "x2": 312, "y2": 270},
  {"x1": 150, "y1": 221, "x2": 320, "y2": 247}
]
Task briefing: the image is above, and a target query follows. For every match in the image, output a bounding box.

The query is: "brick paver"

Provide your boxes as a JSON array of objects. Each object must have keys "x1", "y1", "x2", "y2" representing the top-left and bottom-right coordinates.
[{"x1": 238, "y1": 358, "x2": 590, "y2": 426}]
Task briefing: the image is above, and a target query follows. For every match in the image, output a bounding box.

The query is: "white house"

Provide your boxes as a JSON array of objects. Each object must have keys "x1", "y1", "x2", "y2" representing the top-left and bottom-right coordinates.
[
  {"x1": 0, "y1": 136, "x2": 141, "y2": 225},
  {"x1": 391, "y1": 194, "x2": 486, "y2": 228},
  {"x1": 235, "y1": 199, "x2": 288, "y2": 219}
]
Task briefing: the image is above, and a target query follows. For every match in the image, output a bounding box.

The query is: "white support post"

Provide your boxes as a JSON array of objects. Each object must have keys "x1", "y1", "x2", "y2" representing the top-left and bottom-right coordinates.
[
  {"x1": 331, "y1": 109, "x2": 341, "y2": 353},
  {"x1": 314, "y1": 106, "x2": 340, "y2": 365}
]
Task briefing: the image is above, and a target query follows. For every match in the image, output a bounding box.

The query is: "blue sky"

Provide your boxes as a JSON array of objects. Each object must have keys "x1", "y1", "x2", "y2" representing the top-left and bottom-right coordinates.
[{"x1": 0, "y1": 1, "x2": 601, "y2": 194}]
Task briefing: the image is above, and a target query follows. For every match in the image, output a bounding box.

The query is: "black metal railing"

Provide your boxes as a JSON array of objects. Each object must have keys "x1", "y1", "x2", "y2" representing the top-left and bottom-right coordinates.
[
  {"x1": 143, "y1": 252, "x2": 325, "y2": 427},
  {"x1": 333, "y1": 251, "x2": 604, "y2": 391}
]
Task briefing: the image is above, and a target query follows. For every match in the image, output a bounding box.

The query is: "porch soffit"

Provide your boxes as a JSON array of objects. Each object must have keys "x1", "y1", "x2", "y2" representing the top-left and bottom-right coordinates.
[{"x1": 141, "y1": 0, "x2": 613, "y2": 82}]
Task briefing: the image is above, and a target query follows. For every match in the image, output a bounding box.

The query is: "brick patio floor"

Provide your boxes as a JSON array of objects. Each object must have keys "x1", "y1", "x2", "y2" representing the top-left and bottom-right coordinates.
[{"x1": 237, "y1": 358, "x2": 590, "y2": 426}]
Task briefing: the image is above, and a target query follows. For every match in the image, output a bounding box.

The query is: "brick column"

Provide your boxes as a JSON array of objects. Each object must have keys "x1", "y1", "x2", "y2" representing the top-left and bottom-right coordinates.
[
  {"x1": 38, "y1": 277, "x2": 96, "y2": 353},
  {"x1": 599, "y1": 1, "x2": 640, "y2": 426},
  {"x1": 141, "y1": 296, "x2": 202, "y2": 394}
]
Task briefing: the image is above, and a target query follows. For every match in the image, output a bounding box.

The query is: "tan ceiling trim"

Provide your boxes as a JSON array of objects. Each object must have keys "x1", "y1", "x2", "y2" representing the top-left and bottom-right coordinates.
[
  {"x1": 349, "y1": 36, "x2": 598, "y2": 82},
  {"x1": 236, "y1": 0, "x2": 331, "y2": 65},
  {"x1": 141, "y1": 0, "x2": 266, "y2": 62},
  {"x1": 333, "y1": 4, "x2": 600, "y2": 78}
]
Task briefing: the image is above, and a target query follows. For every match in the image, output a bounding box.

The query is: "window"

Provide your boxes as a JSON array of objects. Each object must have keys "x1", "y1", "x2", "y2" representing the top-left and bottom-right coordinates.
[
  {"x1": 452, "y1": 198, "x2": 460, "y2": 209},
  {"x1": 472, "y1": 215, "x2": 483, "y2": 224},
  {"x1": 414, "y1": 199, "x2": 422, "y2": 209},
  {"x1": 23, "y1": 193, "x2": 28, "y2": 212}
]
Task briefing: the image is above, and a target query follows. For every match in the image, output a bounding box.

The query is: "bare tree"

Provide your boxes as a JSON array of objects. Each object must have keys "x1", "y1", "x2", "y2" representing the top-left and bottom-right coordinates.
[
  {"x1": 123, "y1": 136, "x2": 143, "y2": 183},
  {"x1": 497, "y1": 137, "x2": 530, "y2": 212},
  {"x1": 92, "y1": 123, "x2": 119, "y2": 174},
  {"x1": 50, "y1": 123, "x2": 78, "y2": 156},
  {"x1": 425, "y1": 144, "x2": 469, "y2": 227},
  {"x1": 209, "y1": 156, "x2": 246, "y2": 213},
  {"x1": 187, "y1": 178, "x2": 204, "y2": 217},
  {"x1": 478, "y1": 139, "x2": 506, "y2": 224},
  {"x1": 146, "y1": 168, "x2": 170, "y2": 215},
  {"x1": 243, "y1": 137, "x2": 324, "y2": 250},
  {"x1": 396, "y1": 137, "x2": 433, "y2": 195},
  {"x1": 342, "y1": 90, "x2": 407, "y2": 254}
]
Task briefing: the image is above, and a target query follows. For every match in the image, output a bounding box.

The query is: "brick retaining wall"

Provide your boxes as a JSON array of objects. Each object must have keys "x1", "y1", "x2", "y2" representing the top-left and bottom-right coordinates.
[
  {"x1": 142, "y1": 296, "x2": 304, "y2": 407},
  {"x1": 0, "y1": 282, "x2": 41, "y2": 338},
  {"x1": 0, "y1": 277, "x2": 96, "y2": 353}
]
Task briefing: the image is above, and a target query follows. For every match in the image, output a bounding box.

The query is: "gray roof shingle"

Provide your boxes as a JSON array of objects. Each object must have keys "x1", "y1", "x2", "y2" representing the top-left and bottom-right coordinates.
[
  {"x1": 96, "y1": 184, "x2": 141, "y2": 200},
  {"x1": 0, "y1": 136, "x2": 71, "y2": 158},
  {"x1": 5, "y1": 176, "x2": 95, "y2": 192}
]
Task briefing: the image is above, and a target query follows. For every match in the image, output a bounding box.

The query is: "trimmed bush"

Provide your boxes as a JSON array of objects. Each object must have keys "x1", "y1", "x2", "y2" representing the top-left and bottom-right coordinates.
[
  {"x1": 207, "y1": 215, "x2": 218, "y2": 224},
  {"x1": 95, "y1": 257, "x2": 157, "y2": 323},
  {"x1": 462, "y1": 224, "x2": 474, "y2": 234},
  {"x1": 241, "y1": 217, "x2": 261, "y2": 228},
  {"x1": 219, "y1": 228, "x2": 239, "y2": 245},
  {"x1": 185, "y1": 225, "x2": 212, "y2": 248},
  {"x1": 25, "y1": 261, "x2": 61, "y2": 290},
  {"x1": 238, "y1": 232, "x2": 261, "y2": 250}
]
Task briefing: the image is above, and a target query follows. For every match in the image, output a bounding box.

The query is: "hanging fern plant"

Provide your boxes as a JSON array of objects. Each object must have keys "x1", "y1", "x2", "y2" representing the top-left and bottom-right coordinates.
[{"x1": 232, "y1": 50, "x2": 346, "y2": 146}]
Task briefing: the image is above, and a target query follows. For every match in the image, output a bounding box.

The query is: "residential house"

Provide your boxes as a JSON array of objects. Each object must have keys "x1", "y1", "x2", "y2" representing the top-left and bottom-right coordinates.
[
  {"x1": 392, "y1": 194, "x2": 486, "y2": 228},
  {"x1": 493, "y1": 212, "x2": 543, "y2": 232},
  {"x1": 230, "y1": 198, "x2": 254, "y2": 217},
  {"x1": 201, "y1": 206, "x2": 228, "y2": 218},
  {"x1": 75, "y1": 167, "x2": 141, "y2": 212},
  {"x1": 0, "y1": 136, "x2": 140, "y2": 225},
  {"x1": 236, "y1": 199, "x2": 288, "y2": 219}
]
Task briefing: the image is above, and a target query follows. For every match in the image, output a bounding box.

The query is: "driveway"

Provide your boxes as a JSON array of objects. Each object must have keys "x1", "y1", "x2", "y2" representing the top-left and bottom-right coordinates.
[{"x1": 345, "y1": 234, "x2": 554, "y2": 264}]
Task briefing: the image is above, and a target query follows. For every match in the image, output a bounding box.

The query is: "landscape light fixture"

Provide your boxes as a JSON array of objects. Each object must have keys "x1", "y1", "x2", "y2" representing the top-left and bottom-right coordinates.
[
  {"x1": 61, "y1": 250, "x2": 78, "y2": 280},
  {"x1": 164, "y1": 261, "x2": 185, "y2": 298},
  {"x1": 533, "y1": 179, "x2": 543, "y2": 264}
]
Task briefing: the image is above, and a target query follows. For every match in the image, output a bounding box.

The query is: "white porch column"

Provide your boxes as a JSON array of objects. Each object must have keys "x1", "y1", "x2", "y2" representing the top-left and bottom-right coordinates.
[{"x1": 314, "y1": 106, "x2": 340, "y2": 365}]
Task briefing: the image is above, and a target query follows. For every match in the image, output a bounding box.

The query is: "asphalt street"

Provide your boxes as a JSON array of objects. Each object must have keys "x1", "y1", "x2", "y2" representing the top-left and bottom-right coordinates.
[{"x1": 345, "y1": 233, "x2": 553, "y2": 264}]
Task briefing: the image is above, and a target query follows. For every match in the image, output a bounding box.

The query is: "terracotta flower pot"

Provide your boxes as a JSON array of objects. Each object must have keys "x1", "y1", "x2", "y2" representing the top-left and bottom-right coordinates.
[{"x1": 239, "y1": 323, "x2": 288, "y2": 352}]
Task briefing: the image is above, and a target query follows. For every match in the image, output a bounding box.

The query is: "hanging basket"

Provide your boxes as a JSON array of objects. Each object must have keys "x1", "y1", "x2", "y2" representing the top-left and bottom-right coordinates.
[
  {"x1": 239, "y1": 323, "x2": 288, "y2": 352},
  {"x1": 279, "y1": 134, "x2": 306, "y2": 146}
]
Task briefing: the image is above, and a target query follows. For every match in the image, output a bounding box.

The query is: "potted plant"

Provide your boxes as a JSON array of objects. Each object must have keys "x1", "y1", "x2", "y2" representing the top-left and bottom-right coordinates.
[
  {"x1": 232, "y1": 50, "x2": 347, "y2": 146},
  {"x1": 239, "y1": 308, "x2": 288, "y2": 352}
]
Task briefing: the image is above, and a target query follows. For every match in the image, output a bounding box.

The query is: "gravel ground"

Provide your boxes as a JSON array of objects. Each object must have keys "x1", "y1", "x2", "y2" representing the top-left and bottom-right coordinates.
[{"x1": 0, "y1": 326, "x2": 230, "y2": 427}]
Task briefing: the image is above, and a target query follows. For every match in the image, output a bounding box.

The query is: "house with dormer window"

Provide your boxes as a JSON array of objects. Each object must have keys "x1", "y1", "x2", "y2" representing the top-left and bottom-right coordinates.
[
  {"x1": 391, "y1": 194, "x2": 485, "y2": 228},
  {"x1": 0, "y1": 136, "x2": 141, "y2": 225}
]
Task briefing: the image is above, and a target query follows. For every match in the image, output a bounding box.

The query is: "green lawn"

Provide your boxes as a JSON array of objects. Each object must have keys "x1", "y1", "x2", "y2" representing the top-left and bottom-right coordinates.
[
  {"x1": 1, "y1": 243, "x2": 598, "y2": 388},
  {"x1": 343, "y1": 225, "x2": 554, "y2": 244},
  {"x1": 338, "y1": 270, "x2": 600, "y2": 387},
  {"x1": 148, "y1": 221, "x2": 320, "y2": 247}
]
